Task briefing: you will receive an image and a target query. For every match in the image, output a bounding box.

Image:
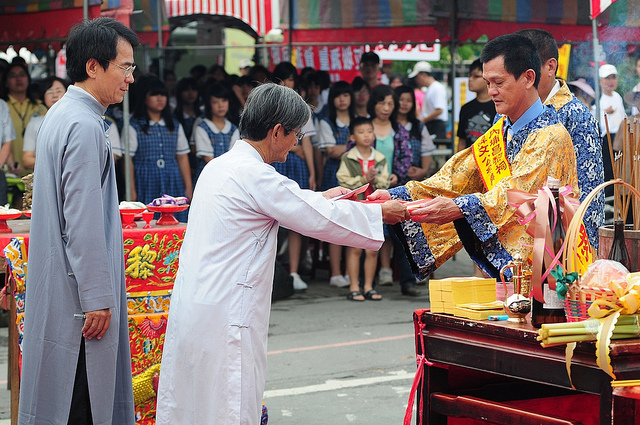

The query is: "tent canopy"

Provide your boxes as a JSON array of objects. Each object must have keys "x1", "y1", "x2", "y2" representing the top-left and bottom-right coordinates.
[
  {"x1": 2, "y1": 0, "x2": 640, "y2": 53},
  {"x1": 284, "y1": 0, "x2": 640, "y2": 44}
]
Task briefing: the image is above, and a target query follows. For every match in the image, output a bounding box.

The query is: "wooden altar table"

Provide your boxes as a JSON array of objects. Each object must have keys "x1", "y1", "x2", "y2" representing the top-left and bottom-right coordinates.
[{"x1": 413, "y1": 310, "x2": 640, "y2": 425}]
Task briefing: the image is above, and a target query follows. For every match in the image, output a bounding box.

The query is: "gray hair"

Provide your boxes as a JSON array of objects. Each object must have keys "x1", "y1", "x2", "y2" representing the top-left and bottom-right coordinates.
[{"x1": 239, "y1": 83, "x2": 311, "y2": 141}]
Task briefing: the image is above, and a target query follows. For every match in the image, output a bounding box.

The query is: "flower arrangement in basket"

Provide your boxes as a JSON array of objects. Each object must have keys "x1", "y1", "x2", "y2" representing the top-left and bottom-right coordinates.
[{"x1": 562, "y1": 260, "x2": 625, "y2": 322}]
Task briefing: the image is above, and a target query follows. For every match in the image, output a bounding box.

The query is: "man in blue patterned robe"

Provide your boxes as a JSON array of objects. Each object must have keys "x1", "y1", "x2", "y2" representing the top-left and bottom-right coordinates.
[{"x1": 517, "y1": 29, "x2": 604, "y2": 250}]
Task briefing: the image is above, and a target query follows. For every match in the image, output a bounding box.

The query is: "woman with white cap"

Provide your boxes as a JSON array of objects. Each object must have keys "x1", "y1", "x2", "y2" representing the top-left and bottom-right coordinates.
[{"x1": 567, "y1": 78, "x2": 595, "y2": 108}]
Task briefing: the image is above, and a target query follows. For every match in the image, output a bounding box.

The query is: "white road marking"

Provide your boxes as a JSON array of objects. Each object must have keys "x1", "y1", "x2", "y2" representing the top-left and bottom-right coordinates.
[{"x1": 264, "y1": 370, "x2": 414, "y2": 398}]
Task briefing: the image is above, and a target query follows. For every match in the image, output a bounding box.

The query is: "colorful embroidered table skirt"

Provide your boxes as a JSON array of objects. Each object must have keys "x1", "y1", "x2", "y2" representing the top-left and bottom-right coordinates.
[{"x1": 3, "y1": 220, "x2": 186, "y2": 424}]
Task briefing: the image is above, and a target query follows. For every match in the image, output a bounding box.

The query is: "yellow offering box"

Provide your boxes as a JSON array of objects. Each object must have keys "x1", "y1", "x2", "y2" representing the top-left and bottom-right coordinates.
[{"x1": 429, "y1": 277, "x2": 498, "y2": 316}]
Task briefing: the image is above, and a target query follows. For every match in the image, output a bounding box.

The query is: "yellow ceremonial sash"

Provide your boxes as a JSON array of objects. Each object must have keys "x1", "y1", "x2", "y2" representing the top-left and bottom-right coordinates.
[{"x1": 472, "y1": 116, "x2": 510, "y2": 191}]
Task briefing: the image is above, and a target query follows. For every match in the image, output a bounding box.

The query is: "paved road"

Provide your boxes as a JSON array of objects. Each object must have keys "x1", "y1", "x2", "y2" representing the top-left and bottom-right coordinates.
[
  {"x1": 264, "y1": 251, "x2": 474, "y2": 424},
  {"x1": 0, "y1": 250, "x2": 475, "y2": 423}
]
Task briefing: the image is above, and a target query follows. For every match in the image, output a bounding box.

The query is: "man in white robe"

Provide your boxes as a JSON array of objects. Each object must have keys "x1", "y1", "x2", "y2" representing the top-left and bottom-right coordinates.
[{"x1": 156, "y1": 83, "x2": 409, "y2": 424}]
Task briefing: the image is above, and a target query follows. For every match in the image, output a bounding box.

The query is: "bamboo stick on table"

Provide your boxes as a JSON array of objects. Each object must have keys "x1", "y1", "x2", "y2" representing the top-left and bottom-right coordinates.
[
  {"x1": 635, "y1": 118, "x2": 640, "y2": 230},
  {"x1": 605, "y1": 115, "x2": 620, "y2": 220}
]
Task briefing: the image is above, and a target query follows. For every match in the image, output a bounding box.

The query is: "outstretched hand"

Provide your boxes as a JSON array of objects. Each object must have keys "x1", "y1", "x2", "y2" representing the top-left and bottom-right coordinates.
[
  {"x1": 367, "y1": 189, "x2": 391, "y2": 201},
  {"x1": 322, "y1": 186, "x2": 352, "y2": 199},
  {"x1": 381, "y1": 201, "x2": 410, "y2": 224},
  {"x1": 409, "y1": 197, "x2": 463, "y2": 225}
]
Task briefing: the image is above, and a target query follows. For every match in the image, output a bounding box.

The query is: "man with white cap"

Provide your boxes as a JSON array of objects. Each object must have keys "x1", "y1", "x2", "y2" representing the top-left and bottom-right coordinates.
[
  {"x1": 596, "y1": 63, "x2": 625, "y2": 187},
  {"x1": 409, "y1": 61, "x2": 448, "y2": 138},
  {"x1": 597, "y1": 63, "x2": 625, "y2": 136},
  {"x1": 238, "y1": 59, "x2": 253, "y2": 76}
]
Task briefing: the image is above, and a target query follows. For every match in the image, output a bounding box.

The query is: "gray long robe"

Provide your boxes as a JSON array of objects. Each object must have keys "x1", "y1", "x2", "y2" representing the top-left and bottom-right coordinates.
[{"x1": 18, "y1": 85, "x2": 134, "y2": 425}]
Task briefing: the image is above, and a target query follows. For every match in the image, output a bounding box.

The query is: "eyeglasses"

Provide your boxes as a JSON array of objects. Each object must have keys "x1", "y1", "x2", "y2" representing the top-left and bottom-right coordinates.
[
  {"x1": 7, "y1": 72, "x2": 27, "y2": 79},
  {"x1": 295, "y1": 130, "x2": 306, "y2": 142},
  {"x1": 107, "y1": 60, "x2": 136, "y2": 78}
]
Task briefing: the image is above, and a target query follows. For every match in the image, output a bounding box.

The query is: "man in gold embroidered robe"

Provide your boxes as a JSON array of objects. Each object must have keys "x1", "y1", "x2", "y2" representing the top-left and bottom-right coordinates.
[{"x1": 370, "y1": 33, "x2": 579, "y2": 280}]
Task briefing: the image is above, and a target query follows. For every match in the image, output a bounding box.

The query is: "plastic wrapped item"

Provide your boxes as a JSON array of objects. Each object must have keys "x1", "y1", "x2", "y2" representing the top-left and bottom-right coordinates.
[
  {"x1": 147, "y1": 194, "x2": 189, "y2": 207},
  {"x1": 119, "y1": 201, "x2": 146, "y2": 210},
  {"x1": 580, "y1": 259, "x2": 629, "y2": 291}
]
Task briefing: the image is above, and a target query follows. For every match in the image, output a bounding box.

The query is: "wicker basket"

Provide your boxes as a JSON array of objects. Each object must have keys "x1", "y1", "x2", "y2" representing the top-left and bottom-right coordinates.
[
  {"x1": 562, "y1": 179, "x2": 640, "y2": 321},
  {"x1": 564, "y1": 285, "x2": 618, "y2": 322}
]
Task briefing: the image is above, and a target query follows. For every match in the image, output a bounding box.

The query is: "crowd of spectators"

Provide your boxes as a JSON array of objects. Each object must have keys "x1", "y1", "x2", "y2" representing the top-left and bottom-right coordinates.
[{"x1": 1, "y1": 44, "x2": 638, "y2": 299}]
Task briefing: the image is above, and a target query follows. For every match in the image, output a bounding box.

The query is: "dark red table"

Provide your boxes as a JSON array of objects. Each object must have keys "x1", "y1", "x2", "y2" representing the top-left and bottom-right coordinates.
[{"x1": 413, "y1": 311, "x2": 640, "y2": 425}]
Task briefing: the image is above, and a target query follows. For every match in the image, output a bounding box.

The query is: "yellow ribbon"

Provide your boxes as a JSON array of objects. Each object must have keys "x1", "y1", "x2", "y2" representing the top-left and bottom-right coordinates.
[
  {"x1": 588, "y1": 276, "x2": 640, "y2": 319},
  {"x1": 585, "y1": 273, "x2": 640, "y2": 381}
]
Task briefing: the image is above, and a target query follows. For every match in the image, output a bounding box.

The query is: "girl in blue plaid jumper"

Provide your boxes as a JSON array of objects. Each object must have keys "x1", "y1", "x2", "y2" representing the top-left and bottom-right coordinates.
[
  {"x1": 192, "y1": 83, "x2": 240, "y2": 185},
  {"x1": 270, "y1": 62, "x2": 316, "y2": 291},
  {"x1": 126, "y1": 77, "x2": 192, "y2": 222},
  {"x1": 316, "y1": 81, "x2": 356, "y2": 288}
]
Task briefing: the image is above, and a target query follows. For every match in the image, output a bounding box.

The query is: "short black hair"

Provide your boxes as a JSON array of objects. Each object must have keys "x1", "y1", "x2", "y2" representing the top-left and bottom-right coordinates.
[
  {"x1": 271, "y1": 62, "x2": 298, "y2": 87},
  {"x1": 480, "y1": 34, "x2": 541, "y2": 89},
  {"x1": 190, "y1": 64, "x2": 207, "y2": 80},
  {"x1": 2, "y1": 63, "x2": 39, "y2": 104},
  {"x1": 66, "y1": 17, "x2": 140, "y2": 84},
  {"x1": 515, "y1": 28, "x2": 558, "y2": 63},
  {"x1": 349, "y1": 116, "x2": 373, "y2": 135},
  {"x1": 327, "y1": 81, "x2": 355, "y2": 127},
  {"x1": 37, "y1": 76, "x2": 69, "y2": 104},
  {"x1": 351, "y1": 76, "x2": 370, "y2": 93},
  {"x1": 132, "y1": 75, "x2": 174, "y2": 132},
  {"x1": 203, "y1": 82, "x2": 232, "y2": 120},
  {"x1": 360, "y1": 51, "x2": 380, "y2": 65},
  {"x1": 367, "y1": 84, "x2": 398, "y2": 123},
  {"x1": 469, "y1": 59, "x2": 483, "y2": 73}
]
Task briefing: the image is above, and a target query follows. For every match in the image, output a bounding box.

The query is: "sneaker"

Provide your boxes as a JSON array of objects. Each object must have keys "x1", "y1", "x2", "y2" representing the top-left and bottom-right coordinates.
[
  {"x1": 378, "y1": 267, "x2": 393, "y2": 286},
  {"x1": 329, "y1": 275, "x2": 350, "y2": 288},
  {"x1": 291, "y1": 272, "x2": 308, "y2": 291}
]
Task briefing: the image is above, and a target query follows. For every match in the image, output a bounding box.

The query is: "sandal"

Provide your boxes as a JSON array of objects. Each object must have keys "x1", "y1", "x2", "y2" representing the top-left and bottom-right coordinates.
[
  {"x1": 347, "y1": 290, "x2": 365, "y2": 302},
  {"x1": 364, "y1": 289, "x2": 382, "y2": 301}
]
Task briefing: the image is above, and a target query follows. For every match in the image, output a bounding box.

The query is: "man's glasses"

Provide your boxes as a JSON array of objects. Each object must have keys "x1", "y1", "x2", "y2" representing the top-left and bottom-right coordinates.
[
  {"x1": 107, "y1": 60, "x2": 136, "y2": 78},
  {"x1": 295, "y1": 130, "x2": 306, "y2": 143}
]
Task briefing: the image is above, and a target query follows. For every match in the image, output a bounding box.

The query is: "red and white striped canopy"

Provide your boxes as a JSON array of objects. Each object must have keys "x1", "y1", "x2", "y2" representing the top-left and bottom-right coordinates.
[{"x1": 165, "y1": 0, "x2": 276, "y2": 36}]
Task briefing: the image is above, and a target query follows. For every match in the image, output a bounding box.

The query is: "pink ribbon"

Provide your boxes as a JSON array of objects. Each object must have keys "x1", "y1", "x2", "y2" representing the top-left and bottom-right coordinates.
[
  {"x1": 404, "y1": 310, "x2": 434, "y2": 425},
  {"x1": 507, "y1": 186, "x2": 580, "y2": 303}
]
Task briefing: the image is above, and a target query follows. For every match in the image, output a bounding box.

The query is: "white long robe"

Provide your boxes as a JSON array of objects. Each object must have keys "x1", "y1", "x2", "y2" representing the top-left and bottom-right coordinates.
[{"x1": 156, "y1": 140, "x2": 384, "y2": 424}]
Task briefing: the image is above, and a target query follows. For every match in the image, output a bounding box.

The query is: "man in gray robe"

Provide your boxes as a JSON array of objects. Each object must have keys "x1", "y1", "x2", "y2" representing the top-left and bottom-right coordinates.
[{"x1": 18, "y1": 18, "x2": 140, "y2": 425}]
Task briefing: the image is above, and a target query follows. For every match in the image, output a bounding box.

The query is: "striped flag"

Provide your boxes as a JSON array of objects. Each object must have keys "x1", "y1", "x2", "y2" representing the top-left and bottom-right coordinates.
[
  {"x1": 590, "y1": 0, "x2": 619, "y2": 19},
  {"x1": 165, "y1": 0, "x2": 275, "y2": 37}
]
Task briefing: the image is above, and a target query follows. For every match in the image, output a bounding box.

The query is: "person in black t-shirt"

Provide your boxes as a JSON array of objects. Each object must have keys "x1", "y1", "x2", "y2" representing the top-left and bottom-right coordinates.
[{"x1": 457, "y1": 59, "x2": 496, "y2": 152}]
